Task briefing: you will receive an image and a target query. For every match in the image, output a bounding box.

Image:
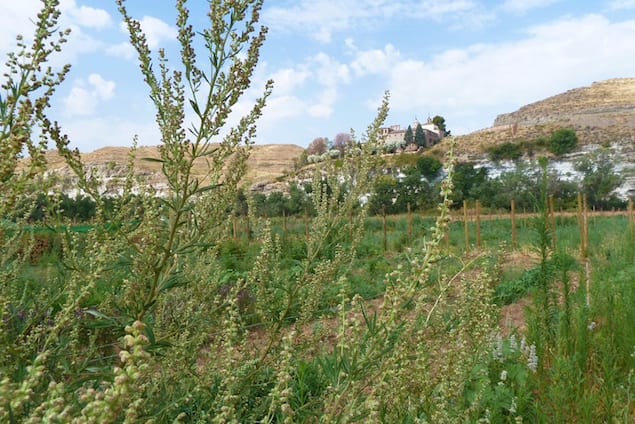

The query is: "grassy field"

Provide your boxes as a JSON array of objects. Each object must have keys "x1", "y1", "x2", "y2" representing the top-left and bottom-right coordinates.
[{"x1": 7, "y1": 209, "x2": 635, "y2": 422}]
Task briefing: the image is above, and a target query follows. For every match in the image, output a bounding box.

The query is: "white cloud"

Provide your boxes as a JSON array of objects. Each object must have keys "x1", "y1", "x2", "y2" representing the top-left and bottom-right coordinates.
[
  {"x1": 262, "y1": 95, "x2": 307, "y2": 121},
  {"x1": 609, "y1": 0, "x2": 635, "y2": 10},
  {"x1": 311, "y1": 53, "x2": 350, "y2": 86},
  {"x1": 501, "y1": 0, "x2": 561, "y2": 14},
  {"x1": 119, "y1": 16, "x2": 176, "y2": 49},
  {"x1": 62, "y1": 117, "x2": 161, "y2": 152},
  {"x1": 106, "y1": 42, "x2": 136, "y2": 60},
  {"x1": 420, "y1": 0, "x2": 478, "y2": 18},
  {"x1": 0, "y1": 1, "x2": 114, "y2": 68},
  {"x1": 308, "y1": 88, "x2": 337, "y2": 118},
  {"x1": 88, "y1": 74, "x2": 115, "y2": 99},
  {"x1": 263, "y1": 0, "x2": 480, "y2": 43},
  {"x1": 0, "y1": 2, "x2": 49, "y2": 53},
  {"x1": 385, "y1": 14, "x2": 635, "y2": 133},
  {"x1": 63, "y1": 74, "x2": 116, "y2": 117},
  {"x1": 270, "y1": 67, "x2": 310, "y2": 94},
  {"x1": 60, "y1": 0, "x2": 112, "y2": 29},
  {"x1": 350, "y1": 44, "x2": 401, "y2": 77}
]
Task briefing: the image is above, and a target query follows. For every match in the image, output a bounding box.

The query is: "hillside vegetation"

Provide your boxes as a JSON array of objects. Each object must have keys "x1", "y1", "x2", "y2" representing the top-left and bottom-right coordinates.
[{"x1": 454, "y1": 78, "x2": 635, "y2": 158}]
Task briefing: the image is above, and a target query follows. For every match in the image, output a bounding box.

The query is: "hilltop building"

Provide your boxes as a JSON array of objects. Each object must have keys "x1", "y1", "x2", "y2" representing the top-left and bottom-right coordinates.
[{"x1": 379, "y1": 117, "x2": 442, "y2": 148}]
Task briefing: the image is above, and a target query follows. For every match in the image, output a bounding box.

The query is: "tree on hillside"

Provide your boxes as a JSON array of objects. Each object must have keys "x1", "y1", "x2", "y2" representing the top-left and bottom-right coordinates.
[
  {"x1": 574, "y1": 148, "x2": 624, "y2": 209},
  {"x1": 415, "y1": 123, "x2": 426, "y2": 147},
  {"x1": 548, "y1": 128, "x2": 577, "y2": 156},
  {"x1": 333, "y1": 132, "x2": 352, "y2": 155},
  {"x1": 432, "y1": 115, "x2": 450, "y2": 137},
  {"x1": 307, "y1": 136, "x2": 327, "y2": 155},
  {"x1": 404, "y1": 125, "x2": 414, "y2": 145},
  {"x1": 451, "y1": 162, "x2": 491, "y2": 206},
  {"x1": 416, "y1": 155, "x2": 442, "y2": 180}
]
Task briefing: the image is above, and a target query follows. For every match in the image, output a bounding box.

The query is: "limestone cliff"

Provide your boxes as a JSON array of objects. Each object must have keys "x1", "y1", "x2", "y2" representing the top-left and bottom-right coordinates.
[
  {"x1": 450, "y1": 77, "x2": 635, "y2": 196},
  {"x1": 454, "y1": 78, "x2": 635, "y2": 159}
]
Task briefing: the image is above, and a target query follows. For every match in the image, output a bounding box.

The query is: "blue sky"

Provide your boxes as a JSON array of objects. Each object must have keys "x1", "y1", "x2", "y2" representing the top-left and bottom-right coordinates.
[{"x1": 2, "y1": 0, "x2": 635, "y2": 152}]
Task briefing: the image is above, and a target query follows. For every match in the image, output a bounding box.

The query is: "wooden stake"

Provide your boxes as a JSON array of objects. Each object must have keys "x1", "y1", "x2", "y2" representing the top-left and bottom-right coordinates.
[
  {"x1": 463, "y1": 200, "x2": 469, "y2": 254},
  {"x1": 511, "y1": 199, "x2": 516, "y2": 250},
  {"x1": 233, "y1": 215, "x2": 237, "y2": 240},
  {"x1": 476, "y1": 200, "x2": 481, "y2": 249},
  {"x1": 245, "y1": 214, "x2": 250, "y2": 241}
]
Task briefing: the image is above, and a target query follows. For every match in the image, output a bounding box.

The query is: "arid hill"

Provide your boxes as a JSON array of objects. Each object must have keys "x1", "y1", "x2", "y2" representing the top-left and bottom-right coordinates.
[
  {"x1": 454, "y1": 78, "x2": 635, "y2": 159},
  {"x1": 39, "y1": 143, "x2": 304, "y2": 195}
]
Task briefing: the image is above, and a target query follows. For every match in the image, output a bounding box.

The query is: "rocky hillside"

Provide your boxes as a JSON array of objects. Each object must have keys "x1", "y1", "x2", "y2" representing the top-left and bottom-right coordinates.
[
  {"x1": 35, "y1": 78, "x2": 635, "y2": 197},
  {"x1": 39, "y1": 144, "x2": 304, "y2": 196},
  {"x1": 448, "y1": 77, "x2": 635, "y2": 196},
  {"x1": 454, "y1": 78, "x2": 635, "y2": 159}
]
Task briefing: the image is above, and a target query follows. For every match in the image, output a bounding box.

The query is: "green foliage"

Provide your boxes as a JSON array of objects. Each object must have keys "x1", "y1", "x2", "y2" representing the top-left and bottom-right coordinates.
[
  {"x1": 416, "y1": 155, "x2": 442, "y2": 180},
  {"x1": 414, "y1": 123, "x2": 426, "y2": 147},
  {"x1": 574, "y1": 148, "x2": 625, "y2": 210},
  {"x1": 3, "y1": 2, "x2": 635, "y2": 422},
  {"x1": 487, "y1": 141, "x2": 523, "y2": 161},
  {"x1": 432, "y1": 115, "x2": 449, "y2": 136},
  {"x1": 548, "y1": 128, "x2": 578, "y2": 156},
  {"x1": 451, "y1": 162, "x2": 490, "y2": 206},
  {"x1": 369, "y1": 175, "x2": 401, "y2": 215},
  {"x1": 495, "y1": 252, "x2": 577, "y2": 305},
  {"x1": 404, "y1": 125, "x2": 414, "y2": 145},
  {"x1": 390, "y1": 152, "x2": 419, "y2": 168}
]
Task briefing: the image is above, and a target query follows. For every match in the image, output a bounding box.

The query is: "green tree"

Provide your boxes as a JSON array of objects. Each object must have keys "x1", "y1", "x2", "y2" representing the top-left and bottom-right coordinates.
[
  {"x1": 404, "y1": 125, "x2": 414, "y2": 145},
  {"x1": 451, "y1": 162, "x2": 490, "y2": 206},
  {"x1": 548, "y1": 128, "x2": 577, "y2": 156},
  {"x1": 416, "y1": 155, "x2": 442, "y2": 180},
  {"x1": 369, "y1": 175, "x2": 400, "y2": 215},
  {"x1": 487, "y1": 160, "x2": 541, "y2": 210},
  {"x1": 401, "y1": 166, "x2": 438, "y2": 211},
  {"x1": 235, "y1": 188, "x2": 249, "y2": 216},
  {"x1": 487, "y1": 142, "x2": 522, "y2": 161},
  {"x1": 432, "y1": 115, "x2": 450, "y2": 136},
  {"x1": 286, "y1": 182, "x2": 310, "y2": 215},
  {"x1": 415, "y1": 123, "x2": 426, "y2": 147},
  {"x1": 574, "y1": 149, "x2": 624, "y2": 209}
]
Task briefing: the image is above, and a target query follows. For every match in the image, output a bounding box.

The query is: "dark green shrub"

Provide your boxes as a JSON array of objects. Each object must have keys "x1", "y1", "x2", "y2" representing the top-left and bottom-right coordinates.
[
  {"x1": 487, "y1": 142, "x2": 523, "y2": 161},
  {"x1": 548, "y1": 128, "x2": 578, "y2": 156}
]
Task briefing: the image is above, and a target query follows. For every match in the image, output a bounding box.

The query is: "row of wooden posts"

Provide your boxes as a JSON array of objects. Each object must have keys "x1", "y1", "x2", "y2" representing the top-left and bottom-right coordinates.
[
  {"x1": 459, "y1": 195, "x2": 635, "y2": 256},
  {"x1": 228, "y1": 194, "x2": 634, "y2": 309},
  {"x1": 230, "y1": 195, "x2": 635, "y2": 260}
]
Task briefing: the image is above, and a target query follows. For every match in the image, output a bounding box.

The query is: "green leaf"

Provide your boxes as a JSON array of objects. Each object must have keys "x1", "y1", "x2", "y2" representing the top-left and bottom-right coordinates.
[
  {"x1": 197, "y1": 183, "x2": 222, "y2": 193},
  {"x1": 189, "y1": 99, "x2": 200, "y2": 116},
  {"x1": 158, "y1": 272, "x2": 188, "y2": 292},
  {"x1": 85, "y1": 308, "x2": 116, "y2": 322},
  {"x1": 199, "y1": 147, "x2": 220, "y2": 157},
  {"x1": 178, "y1": 203, "x2": 194, "y2": 213},
  {"x1": 141, "y1": 157, "x2": 164, "y2": 163}
]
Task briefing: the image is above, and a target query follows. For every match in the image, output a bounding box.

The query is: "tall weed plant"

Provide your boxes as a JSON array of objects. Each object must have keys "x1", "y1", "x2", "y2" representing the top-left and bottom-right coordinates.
[{"x1": 1, "y1": 1, "x2": 600, "y2": 423}]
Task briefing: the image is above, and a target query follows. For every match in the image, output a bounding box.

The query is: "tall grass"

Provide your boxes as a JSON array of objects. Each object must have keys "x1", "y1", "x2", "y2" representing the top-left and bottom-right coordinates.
[{"x1": 2, "y1": 1, "x2": 634, "y2": 422}]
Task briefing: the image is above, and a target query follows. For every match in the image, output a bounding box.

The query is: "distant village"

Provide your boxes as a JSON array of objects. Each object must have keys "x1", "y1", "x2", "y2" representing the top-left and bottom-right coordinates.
[
  {"x1": 305, "y1": 116, "x2": 446, "y2": 163},
  {"x1": 379, "y1": 117, "x2": 443, "y2": 149}
]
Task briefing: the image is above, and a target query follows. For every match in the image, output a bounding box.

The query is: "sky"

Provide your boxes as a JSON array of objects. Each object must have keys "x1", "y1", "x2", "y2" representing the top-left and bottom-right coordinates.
[{"x1": 1, "y1": 0, "x2": 635, "y2": 152}]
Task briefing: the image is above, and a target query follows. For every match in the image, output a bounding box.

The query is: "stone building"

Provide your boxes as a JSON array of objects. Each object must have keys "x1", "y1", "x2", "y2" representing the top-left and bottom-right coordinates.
[{"x1": 379, "y1": 117, "x2": 442, "y2": 147}]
